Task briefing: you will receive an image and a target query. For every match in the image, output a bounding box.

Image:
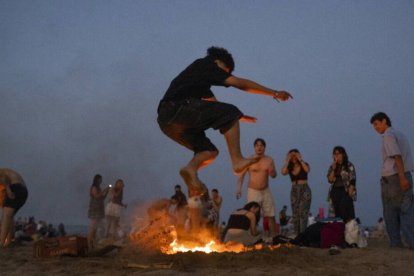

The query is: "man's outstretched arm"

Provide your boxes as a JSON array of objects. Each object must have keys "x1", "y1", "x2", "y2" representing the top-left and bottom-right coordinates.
[{"x1": 224, "y1": 76, "x2": 292, "y2": 101}]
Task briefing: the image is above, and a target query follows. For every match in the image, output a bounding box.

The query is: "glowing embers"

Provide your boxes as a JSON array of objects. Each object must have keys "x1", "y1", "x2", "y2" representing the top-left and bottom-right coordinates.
[
  {"x1": 162, "y1": 239, "x2": 246, "y2": 254},
  {"x1": 161, "y1": 236, "x2": 292, "y2": 255}
]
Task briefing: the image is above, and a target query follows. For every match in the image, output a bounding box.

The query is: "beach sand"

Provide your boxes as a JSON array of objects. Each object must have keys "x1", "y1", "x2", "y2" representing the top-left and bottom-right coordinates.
[{"x1": 1, "y1": 237, "x2": 413, "y2": 275}]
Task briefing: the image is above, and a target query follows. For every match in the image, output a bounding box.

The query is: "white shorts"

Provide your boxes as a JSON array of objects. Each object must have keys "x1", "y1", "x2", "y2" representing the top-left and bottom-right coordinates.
[{"x1": 247, "y1": 187, "x2": 275, "y2": 217}]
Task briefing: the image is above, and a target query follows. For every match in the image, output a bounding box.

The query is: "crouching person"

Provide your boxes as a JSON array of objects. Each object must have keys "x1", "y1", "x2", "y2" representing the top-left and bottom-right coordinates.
[{"x1": 223, "y1": 201, "x2": 261, "y2": 246}]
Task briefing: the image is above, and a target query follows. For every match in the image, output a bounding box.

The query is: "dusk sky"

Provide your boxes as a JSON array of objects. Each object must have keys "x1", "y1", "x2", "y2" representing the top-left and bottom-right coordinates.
[{"x1": 1, "y1": 0, "x2": 413, "y2": 227}]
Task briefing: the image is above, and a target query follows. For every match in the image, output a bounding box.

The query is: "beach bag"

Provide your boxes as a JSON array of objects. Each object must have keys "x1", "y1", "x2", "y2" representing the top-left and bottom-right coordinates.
[
  {"x1": 320, "y1": 222, "x2": 345, "y2": 248},
  {"x1": 345, "y1": 219, "x2": 359, "y2": 246}
]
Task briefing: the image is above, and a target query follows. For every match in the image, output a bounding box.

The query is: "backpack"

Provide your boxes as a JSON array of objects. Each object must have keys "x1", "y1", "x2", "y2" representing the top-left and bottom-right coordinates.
[{"x1": 320, "y1": 221, "x2": 345, "y2": 248}]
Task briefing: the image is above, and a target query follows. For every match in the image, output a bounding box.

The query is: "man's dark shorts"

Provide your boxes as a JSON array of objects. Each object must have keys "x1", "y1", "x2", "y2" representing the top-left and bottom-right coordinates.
[
  {"x1": 157, "y1": 99, "x2": 243, "y2": 153},
  {"x1": 4, "y1": 184, "x2": 28, "y2": 213}
]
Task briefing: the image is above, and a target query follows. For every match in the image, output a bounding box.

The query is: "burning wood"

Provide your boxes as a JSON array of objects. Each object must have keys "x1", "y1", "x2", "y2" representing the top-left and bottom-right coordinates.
[{"x1": 129, "y1": 196, "x2": 293, "y2": 254}]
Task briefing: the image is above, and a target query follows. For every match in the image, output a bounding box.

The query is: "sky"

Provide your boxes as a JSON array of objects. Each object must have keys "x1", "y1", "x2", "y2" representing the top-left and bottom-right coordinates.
[{"x1": 1, "y1": 0, "x2": 414, "y2": 227}]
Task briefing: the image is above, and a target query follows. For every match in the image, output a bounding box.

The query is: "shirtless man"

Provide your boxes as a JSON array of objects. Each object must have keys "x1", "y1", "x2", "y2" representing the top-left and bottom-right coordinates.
[
  {"x1": 157, "y1": 46, "x2": 292, "y2": 196},
  {"x1": 0, "y1": 168, "x2": 28, "y2": 247},
  {"x1": 236, "y1": 138, "x2": 278, "y2": 238}
]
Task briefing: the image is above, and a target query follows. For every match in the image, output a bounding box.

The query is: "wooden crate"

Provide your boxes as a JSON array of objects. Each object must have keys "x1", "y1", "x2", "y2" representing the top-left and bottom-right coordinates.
[{"x1": 33, "y1": 236, "x2": 88, "y2": 257}]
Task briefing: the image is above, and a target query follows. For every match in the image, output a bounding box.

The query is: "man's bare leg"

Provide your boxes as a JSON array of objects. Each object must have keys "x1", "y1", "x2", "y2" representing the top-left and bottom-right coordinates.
[
  {"x1": 224, "y1": 121, "x2": 260, "y2": 173},
  {"x1": 267, "y1": 216, "x2": 278, "y2": 237},
  {"x1": 180, "y1": 150, "x2": 218, "y2": 195},
  {"x1": 0, "y1": 207, "x2": 14, "y2": 247}
]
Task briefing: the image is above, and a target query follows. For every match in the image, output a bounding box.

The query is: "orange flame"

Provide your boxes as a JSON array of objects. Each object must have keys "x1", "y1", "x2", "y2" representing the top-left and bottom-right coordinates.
[
  {"x1": 161, "y1": 238, "x2": 290, "y2": 254},
  {"x1": 129, "y1": 216, "x2": 291, "y2": 254}
]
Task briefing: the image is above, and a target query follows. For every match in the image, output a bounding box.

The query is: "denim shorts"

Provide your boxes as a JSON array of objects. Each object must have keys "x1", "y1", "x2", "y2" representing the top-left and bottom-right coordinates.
[{"x1": 157, "y1": 99, "x2": 243, "y2": 153}]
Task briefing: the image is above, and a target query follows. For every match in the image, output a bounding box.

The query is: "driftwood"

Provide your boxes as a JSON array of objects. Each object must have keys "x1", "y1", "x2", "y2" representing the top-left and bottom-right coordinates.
[{"x1": 88, "y1": 243, "x2": 123, "y2": 257}]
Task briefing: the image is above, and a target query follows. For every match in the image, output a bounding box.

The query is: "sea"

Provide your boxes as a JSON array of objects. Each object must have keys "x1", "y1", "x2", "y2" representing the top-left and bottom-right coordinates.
[{"x1": 65, "y1": 225, "x2": 88, "y2": 236}]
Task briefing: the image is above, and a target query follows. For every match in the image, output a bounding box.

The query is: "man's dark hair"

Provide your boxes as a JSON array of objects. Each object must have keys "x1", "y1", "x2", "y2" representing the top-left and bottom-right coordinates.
[
  {"x1": 254, "y1": 138, "x2": 266, "y2": 148},
  {"x1": 212, "y1": 188, "x2": 218, "y2": 193},
  {"x1": 370, "y1": 112, "x2": 392, "y2": 126},
  {"x1": 175, "y1": 184, "x2": 181, "y2": 189},
  {"x1": 207, "y1": 46, "x2": 235, "y2": 73}
]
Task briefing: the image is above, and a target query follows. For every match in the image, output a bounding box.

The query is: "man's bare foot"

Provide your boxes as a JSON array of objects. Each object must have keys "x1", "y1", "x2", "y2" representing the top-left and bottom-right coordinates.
[
  {"x1": 179, "y1": 167, "x2": 205, "y2": 197},
  {"x1": 233, "y1": 156, "x2": 261, "y2": 174},
  {"x1": 188, "y1": 183, "x2": 208, "y2": 197}
]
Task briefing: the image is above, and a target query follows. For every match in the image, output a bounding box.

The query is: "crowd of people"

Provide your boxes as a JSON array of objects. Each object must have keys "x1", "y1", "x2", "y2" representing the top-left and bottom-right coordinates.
[
  {"x1": 0, "y1": 214, "x2": 66, "y2": 246},
  {"x1": 155, "y1": 46, "x2": 414, "y2": 250},
  {"x1": 1, "y1": 46, "x2": 413, "y2": 252},
  {"x1": 13, "y1": 217, "x2": 66, "y2": 242}
]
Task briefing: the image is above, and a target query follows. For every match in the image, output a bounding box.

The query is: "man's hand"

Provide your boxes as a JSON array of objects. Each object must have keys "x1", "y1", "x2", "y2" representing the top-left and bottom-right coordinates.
[
  {"x1": 400, "y1": 176, "x2": 410, "y2": 191},
  {"x1": 273, "y1": 91, "x2": 293, "y2": 101},
  {"x1": 240, "y1": 115, "x2": 257, "y2": 123},
  {"x1": 236, "y1": 191, "x2": 242, "y2": 200}
]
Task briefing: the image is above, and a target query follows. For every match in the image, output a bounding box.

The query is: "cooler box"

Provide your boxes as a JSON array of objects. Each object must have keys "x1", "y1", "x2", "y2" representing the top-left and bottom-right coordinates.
[{"x1": 34, "y1": 236, "x2": 88, "y2": 257}]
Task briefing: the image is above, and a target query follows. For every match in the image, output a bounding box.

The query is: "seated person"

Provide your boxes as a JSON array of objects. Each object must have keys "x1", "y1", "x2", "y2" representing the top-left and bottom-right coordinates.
[{"x1": 223, "y1": 201, "x2": 261, "y2": 246}]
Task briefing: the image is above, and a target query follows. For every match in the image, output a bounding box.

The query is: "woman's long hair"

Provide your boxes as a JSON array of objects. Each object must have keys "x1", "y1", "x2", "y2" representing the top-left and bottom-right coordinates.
[
  {"x1": 90, "y1": 174, "x2": 102, "y2": 195},
  {"x1": 243, "y1": 201, "x2": 261, "y2": 225},
  {"x1": 333, "y1": 146, "x2": 349, "y2": 168}
]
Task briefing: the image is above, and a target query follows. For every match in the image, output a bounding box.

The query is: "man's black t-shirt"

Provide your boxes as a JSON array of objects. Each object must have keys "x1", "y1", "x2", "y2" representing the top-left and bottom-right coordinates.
[{"x1": 162, "y1": 56, "x2": 231, "y2": 101}]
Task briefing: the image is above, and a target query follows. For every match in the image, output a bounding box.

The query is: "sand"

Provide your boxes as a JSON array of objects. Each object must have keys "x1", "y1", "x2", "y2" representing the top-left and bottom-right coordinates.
[{"x1": 1, "y1": 237, "x2": 413, "y2": 276}]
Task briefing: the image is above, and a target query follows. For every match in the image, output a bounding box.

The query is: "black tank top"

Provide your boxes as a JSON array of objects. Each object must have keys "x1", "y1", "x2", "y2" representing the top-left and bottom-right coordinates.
[
  {"x1": 289, "y1": 165, "x2": 308, "y2": 182},
  {"x1": 227, "y1": 214, "x2": 251, "y2": 230}
]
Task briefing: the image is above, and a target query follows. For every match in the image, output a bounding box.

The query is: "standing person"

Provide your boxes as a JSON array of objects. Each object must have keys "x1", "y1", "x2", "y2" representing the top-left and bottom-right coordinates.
[
  {"x1": 211, "y1": 188, "x2": 223, "y2": 223},
  {"x1": 237, "y1": 138, "x2": 278, "y2": 238},
  {"x1": 327, "y1": 146, "x2": 357, "y2": 223},
  {"x1": 211, "y1": 188, "x2": 223, "y2": 236},
  {"x1": 105, "y1": 179, "x2": 127, "y2": 240},
  {"x1": 370, "y1": 112, "x2": 414, "y2": 248},
  {"x1": 87, "y1": 174, "x2": 109, "y2": 250},
  {"x1": 281, "y1": 149, "x2": 312, "y2": 236},
  {"x1": 0, "y1": 168, "x2": 28, "y2": 247},
  {"x1": 172, "y1": 185, "x2": 188, "y2": 237},
  {"x1": 174, "y1": 184, "x2": 188, "y2": 208},
  {"x1": 157, "y1": 46, "x2": 292, "y2": 196}
]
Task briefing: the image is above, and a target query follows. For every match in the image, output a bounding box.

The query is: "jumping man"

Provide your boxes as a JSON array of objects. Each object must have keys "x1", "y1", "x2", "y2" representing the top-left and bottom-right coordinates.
[{"x1": 157, "y1": 47, "x2": 292, "y2": 196}]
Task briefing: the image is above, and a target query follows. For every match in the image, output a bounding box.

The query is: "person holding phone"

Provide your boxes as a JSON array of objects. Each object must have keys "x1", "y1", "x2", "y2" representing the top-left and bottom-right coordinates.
[
  {"x1": 105, "y1": 179, "x2": 127, "y2": 240},
  {"x1": 327, "y1": 146, "x2": 356, "y2": 223},
  {"x1": 281, "y1": 149, "x2": 311, "y2": 236},
  {"x1": 87, "y1": 174, "x2": 109, "y2": 250}
]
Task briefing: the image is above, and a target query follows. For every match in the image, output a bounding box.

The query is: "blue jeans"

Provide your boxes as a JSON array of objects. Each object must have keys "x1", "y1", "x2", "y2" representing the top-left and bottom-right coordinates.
[{"x1": 381, "y1": 172, "x2": 414, "y2": 248}]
